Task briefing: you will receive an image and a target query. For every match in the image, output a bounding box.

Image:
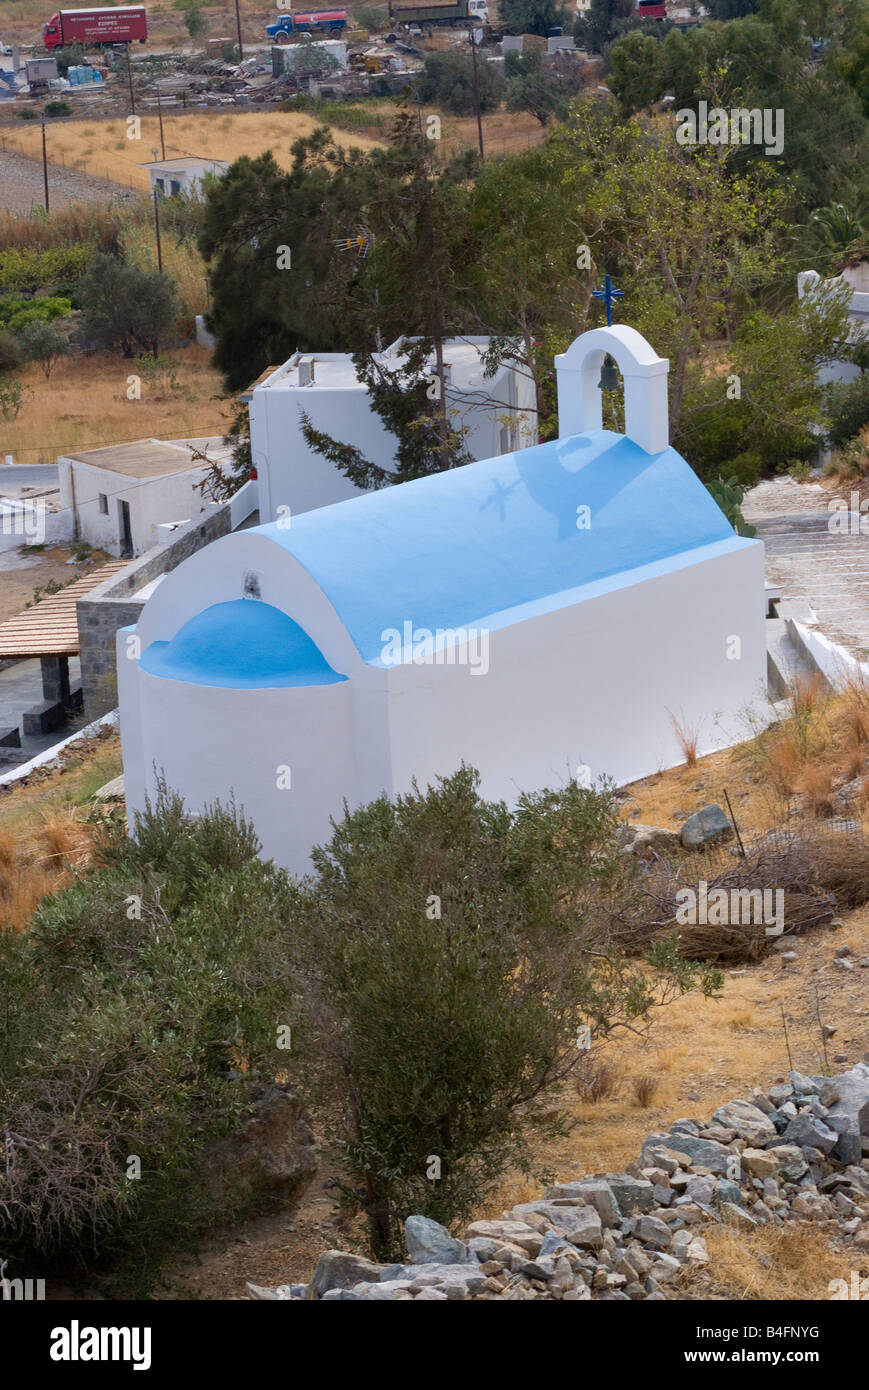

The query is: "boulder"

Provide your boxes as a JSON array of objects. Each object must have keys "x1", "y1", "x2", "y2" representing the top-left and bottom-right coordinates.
[
  {"x1": 310, "y1": 1250, "x2": 399, "y2": 1298},
  {"x1": 606, "y1": 1173, "x2": 657, "y2": 1215},
  {"x1": 740, "y1": 1148, "x2": 780, "y2": 1178},
  {"x1": 680, "y1": 804, "x2": 734, "y2": 849},
  {"x1": 511, "y1": 1201, "x2": 604, "y2": 1249},
  {"x1": 712, "y1": 1100, "x2": 776, "y2": 1145},
  {"x1": 822, "y1": 1062, "x2": 869, "y2": 1140},
  {"x1": 633, "y1": 1214, "x2": 672, "y2": 1250},
  {"x1": 643, "y1": 1132, "x2": 734, "y2": 1177},
  {"x1": 780, "y1": 1113, "x2": 838, "y2": 1155},
  {"x1": 206, "y1": 1083, "x2": 316, "y2": 1202},
  {"x1": 465, "y1": 1219, "x2": 542, "y2": 1256},
  {"x1": 405, "y1": 1215, "x2": 474, "y2": 1266},
  {"x1": 627, "y1": 824, "x2": 681, "y2": 856},
  {"x1": 543, "y1": 1179, "x2": 621, "y2": 1227}
]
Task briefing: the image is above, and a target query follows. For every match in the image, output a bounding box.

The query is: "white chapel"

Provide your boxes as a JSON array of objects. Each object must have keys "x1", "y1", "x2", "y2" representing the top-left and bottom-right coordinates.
[{"x1": 118, "y1": 324, "x2": 767, "y2": 874}]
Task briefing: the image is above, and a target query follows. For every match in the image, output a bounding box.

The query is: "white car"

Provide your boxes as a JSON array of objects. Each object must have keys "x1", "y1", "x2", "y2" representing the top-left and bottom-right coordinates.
[{"x1": 0, "y1": 41, "x2": 13, "y2": 56}]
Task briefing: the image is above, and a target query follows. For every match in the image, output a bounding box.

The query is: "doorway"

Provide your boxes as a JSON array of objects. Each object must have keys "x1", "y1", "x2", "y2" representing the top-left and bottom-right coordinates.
[{"x1": 118, "y1": 499, "x2": 133, "y2": 557}]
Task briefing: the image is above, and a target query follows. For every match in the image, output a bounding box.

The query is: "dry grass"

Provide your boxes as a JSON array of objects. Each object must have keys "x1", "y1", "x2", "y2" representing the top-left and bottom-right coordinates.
[
  {"x1": 630, "y1": 1074, "x2": 659, "y2": 1108},
  {"x1": 669, "y1": 709, "x2": 700, "y2": 767},
  {"x1": 682, "y1": 1220, "x2": 864, "y2": 1301},
  {"x1": 0, "y1": 111, "x2": 383, "y2": 193},
  {"x1": 3, "y1": 345, "x2": 228, "y2": 463},
  {"x1": 741, "y1": 677, "x2": 869, "y2": 821},
  {"x1": 574, "y1": 1056, "x2": 620, "y2": 1104},
  {"x1": 474, "y1": 894, "x2": 869, "y2": 1233},
  {"x1": 823, "y1": 424, "x2": 869, "y2": 490},
  {"x1": 37, "y1": 807, "x2": 94, "y2": 871},
  {"x1": 0, "y1": 731, "x2": 122, "y2": 932},
  {"x1": 0, "y1": 809, "x2": 95, "y2": 930},
  {"x1": 0, "y1": 203, "x2": 123, "y2": 254}
]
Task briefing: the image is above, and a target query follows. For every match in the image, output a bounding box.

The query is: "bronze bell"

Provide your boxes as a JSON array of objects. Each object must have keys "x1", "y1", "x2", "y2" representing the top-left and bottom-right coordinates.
[{"x1": 598, "y1": 354, "x2": 619, "y2": 392}]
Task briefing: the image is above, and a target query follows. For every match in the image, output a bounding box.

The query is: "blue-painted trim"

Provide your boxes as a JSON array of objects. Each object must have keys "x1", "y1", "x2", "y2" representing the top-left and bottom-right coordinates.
[{"x1": 140, "y1": 598, "x2": 348, "y2": 689}]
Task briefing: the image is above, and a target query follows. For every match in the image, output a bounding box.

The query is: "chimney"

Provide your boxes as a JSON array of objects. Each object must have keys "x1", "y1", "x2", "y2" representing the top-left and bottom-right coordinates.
[{"x1": 297, "y1": 356, "x2": 316, "y2": 387}]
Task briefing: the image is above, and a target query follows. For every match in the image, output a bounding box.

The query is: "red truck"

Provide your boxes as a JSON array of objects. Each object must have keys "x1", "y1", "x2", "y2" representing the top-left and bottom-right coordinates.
[{"x1": 43, "y1": 6, "x2": 148, "y2": 50}]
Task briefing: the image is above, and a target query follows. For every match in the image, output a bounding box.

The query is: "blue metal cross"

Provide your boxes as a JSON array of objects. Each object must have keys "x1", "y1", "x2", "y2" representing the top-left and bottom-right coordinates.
[{"x1": 592, "y1": 274, "x2": 624, "y2": 326}]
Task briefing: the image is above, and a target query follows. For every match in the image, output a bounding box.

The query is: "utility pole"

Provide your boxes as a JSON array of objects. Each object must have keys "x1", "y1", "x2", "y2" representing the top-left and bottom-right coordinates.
[
  {"x1": 469, "y1": 27, "x2": 484, "y2": 160},
  {"x1": 234, "y1": 0, "x2": 244, "y2": 61},
  {"x1": 153, "y1": 188, "x2": 163, "y2": 273},
  {"x1": 157, "y1": 85, "x2": 166, "y2": 160},
  {"x1": 126, "y1": 42, "x2": 135, "y2": 114},
  {"x1": 41, "y1": 115, "x2": 49, "y2": 213}
]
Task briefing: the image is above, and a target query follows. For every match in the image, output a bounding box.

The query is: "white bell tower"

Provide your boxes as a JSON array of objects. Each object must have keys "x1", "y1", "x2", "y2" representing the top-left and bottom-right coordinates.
[{"x1": 554, "y1": 323, "x2": 671, "y2": 455}]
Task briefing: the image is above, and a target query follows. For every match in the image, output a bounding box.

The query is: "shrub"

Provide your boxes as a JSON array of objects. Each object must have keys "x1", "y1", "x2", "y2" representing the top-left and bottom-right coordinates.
[
  {"x1": 354, "y1": 3, "x2": 384, "y2": 30},
  {"x1": 53, "y1": 45, "x2": 87, "y2": 77},
  {"x1": 0, "y1": 295, "x2": 73, "y2": 334},
  {"x1": 79, "y1": 253, "x2": 178, "y2": 356},
  {"x1": 0, "y1": 786, "x2": 300, "y2": 1288},
  {"x1": 825, "y1": 372, "x2": 869, "y2": 447},
  {"x1": 705, "y1": 475, "x2": 756, "y2": 537},
  {"x1": 16, "y1": 107, "x2": 38, "y2": 121},
  {"x1": 0, "y1": 376, "x2": 30, "y2": 421},
  {"x1": 287, "y1": 765, "x2": 721, "y2": 1257},
  {"x1": 18, "y1": 319, "x2": 70, "y2": 379},
  {"x1": 44, "y1": 101, "x2": 72, "y2": 118},
  {"x1": 184, "y1": 4, "x2": 208, "y2": 40},
  {"x1": 0, "y1": 330, "x2": 22, "y2": 374},
  {"x1": 0, "y1": 244, "x2": 92, "y2": 293},
  {"x1": 416, "y1": 51, "x2": 503, "y2": 116},
  {"x1": 631, "y1": 1074, "x2": 659, "y2": 1108}
]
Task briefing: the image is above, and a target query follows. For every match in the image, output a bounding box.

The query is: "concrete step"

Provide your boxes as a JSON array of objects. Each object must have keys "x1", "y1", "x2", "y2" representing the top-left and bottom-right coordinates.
[{"x1": 766, "y1": 616, "x2": 831, "y2": 700}]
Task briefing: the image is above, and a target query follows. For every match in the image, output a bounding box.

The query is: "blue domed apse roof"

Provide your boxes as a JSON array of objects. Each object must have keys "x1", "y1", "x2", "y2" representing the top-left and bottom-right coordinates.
[
  {"x1": 140, "y1": 598, "x2": 347, "y2": 688},
  {"x1": 256, "y1": 428, "x2": 747, "y2": 665}
]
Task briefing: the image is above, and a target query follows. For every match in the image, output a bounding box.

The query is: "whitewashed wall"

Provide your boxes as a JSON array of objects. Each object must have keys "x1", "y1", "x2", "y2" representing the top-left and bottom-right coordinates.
[
  {"x1": 251, "y1": 358, "x2": 538, "y2": 524},
  {"x1": 121, "y1": 530, "x2": 767, "y2": 876},
  {"x1": 59, "y1": 457, "x2": 216, "y2": 556}
]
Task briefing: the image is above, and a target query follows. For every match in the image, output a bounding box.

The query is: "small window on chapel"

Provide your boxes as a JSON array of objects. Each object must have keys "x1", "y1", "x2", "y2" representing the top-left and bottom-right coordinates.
[{"x1": 98, "y1": 493, "x2": 108, "y2": 515}]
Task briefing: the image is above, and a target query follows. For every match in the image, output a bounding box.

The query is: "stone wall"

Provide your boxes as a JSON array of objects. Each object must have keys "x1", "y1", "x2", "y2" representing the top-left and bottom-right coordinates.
[
  {"x1": 248, "y1": 1063, "x2": 869, "y2": 1302},
  {"x1": 77, "y1": 508, "x2": 232, "y2": 718}
]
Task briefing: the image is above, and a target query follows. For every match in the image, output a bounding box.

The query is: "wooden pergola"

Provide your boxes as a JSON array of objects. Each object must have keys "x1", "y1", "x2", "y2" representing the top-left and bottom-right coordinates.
[{"x1": 0, "y1": 561, "x2": 128, "y2": 660}]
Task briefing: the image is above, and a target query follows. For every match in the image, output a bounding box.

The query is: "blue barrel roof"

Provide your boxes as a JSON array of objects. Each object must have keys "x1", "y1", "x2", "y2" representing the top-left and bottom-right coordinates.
[{"x1": 256, "y1": 427, "x2": 742, "y2": 663}]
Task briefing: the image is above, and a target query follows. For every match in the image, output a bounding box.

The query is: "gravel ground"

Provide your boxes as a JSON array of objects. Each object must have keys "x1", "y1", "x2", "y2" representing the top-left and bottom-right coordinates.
[{"x1": 0, "y1": 147, "x2": 134, "y2": 213}]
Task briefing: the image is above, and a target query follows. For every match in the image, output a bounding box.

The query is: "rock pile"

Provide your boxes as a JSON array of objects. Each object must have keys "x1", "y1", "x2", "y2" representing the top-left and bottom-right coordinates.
[{"x1": 247, "y1": 1064, "x2": 869, "y2": 1301}]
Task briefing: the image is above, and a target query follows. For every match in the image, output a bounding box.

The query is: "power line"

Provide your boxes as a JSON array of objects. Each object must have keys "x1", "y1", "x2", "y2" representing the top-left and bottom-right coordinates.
[{"x1": 4, "y1": 424, "x2": 232, "y2": 460}]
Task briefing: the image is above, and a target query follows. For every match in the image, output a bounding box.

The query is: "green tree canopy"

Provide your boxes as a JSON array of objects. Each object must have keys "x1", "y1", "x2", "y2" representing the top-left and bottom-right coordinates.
[
  {"x1": 500, "y1": 0, "x2": 568, "y2": 35},
  {"x1": 79, "y1": 253, "x2": 178, "y2": 356},
  {"x1": 416, "y1": 50, "x2": 503, "y2": 115}
]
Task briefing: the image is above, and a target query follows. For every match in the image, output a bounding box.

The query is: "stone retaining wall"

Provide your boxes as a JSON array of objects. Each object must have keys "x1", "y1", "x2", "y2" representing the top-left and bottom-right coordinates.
[{"x1": 77, "y1": 509, "x2": 232, "y2": 717}]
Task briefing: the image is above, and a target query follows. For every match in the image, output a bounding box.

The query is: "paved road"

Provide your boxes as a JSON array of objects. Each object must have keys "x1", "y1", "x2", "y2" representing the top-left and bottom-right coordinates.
[
  {"x1": 743, "y1": 477, "x2": 869, "y2": 660},
  {"x1": 0, "y1": 465, "x2": 59, "y2": 493}
]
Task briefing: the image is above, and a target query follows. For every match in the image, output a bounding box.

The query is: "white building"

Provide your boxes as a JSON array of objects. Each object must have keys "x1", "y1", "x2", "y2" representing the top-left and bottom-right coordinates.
[
  {"x1": 245, "y1": 336, "x2": 539, "y2": 522},
  {"x1": 140, "y1": 157, "x2": 229, "y2": 198},
  {"x1": 119, "y1": 324, "x2": 767, "y2": 875},
  {"x1": 798, "y1": 262, "x2": 869, "y2": 386},
  {"x1": 58, "y1": 438, "x2": 227, "y2": 558}
]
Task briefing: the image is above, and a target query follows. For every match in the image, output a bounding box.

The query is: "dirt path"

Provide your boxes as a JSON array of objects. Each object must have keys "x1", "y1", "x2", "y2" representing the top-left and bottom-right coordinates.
[
  {"x1": 0, "y1": 545, "x2": 109, "y2": 624},
  {"x1": 743, "y1": 476, "x2": 869, "y2": 660},
  {"x1": 0, "y1": 147, "x2": 133, "y2": 213}
]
